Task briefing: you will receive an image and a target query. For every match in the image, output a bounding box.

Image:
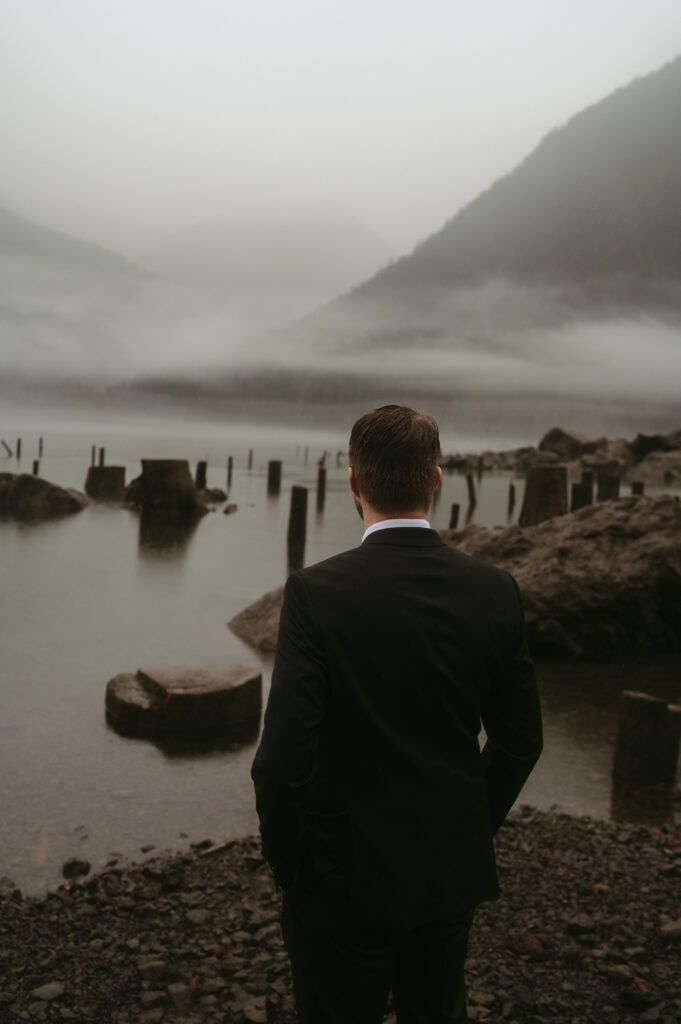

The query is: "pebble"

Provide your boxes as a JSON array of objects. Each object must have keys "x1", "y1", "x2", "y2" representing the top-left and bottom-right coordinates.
[
  {"x1": 1, "y1": 811, "x2": 679, "y2": 1023},
  {"x1": 28, "y1": 982, "x2": 64, "y2": 1002}
]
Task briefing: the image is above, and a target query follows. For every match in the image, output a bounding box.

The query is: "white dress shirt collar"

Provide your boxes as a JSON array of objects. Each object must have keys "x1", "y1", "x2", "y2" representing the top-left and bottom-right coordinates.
[{"x1": 362, "y1": 518, "x2": 431, "y2": 543}]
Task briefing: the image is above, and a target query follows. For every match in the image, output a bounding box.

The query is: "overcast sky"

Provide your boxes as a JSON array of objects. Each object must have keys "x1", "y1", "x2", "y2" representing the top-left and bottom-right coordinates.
[{"x1": 1, "y1": 0, "x2": 680, "y2": 255}]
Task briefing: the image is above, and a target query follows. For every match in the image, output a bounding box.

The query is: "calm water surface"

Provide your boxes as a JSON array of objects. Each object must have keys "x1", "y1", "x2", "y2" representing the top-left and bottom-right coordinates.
[{"x1": 1, "y1": 413, "x2": 679, "y2": 895}]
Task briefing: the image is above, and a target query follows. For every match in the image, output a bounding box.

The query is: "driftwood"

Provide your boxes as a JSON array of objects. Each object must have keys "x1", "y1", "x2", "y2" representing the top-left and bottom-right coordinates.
[{"x1": 197, "y1": 838, "x2": 238, "y2": 857}]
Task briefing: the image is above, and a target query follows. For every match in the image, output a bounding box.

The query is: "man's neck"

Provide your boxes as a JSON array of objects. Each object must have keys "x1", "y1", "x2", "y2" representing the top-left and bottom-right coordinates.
[{"x1": 361, "y1": 508, "x2": 429, "y2": 530}]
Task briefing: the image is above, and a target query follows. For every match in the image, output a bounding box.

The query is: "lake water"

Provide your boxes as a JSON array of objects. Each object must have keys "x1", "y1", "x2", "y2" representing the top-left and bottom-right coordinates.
[{"x1": 1, "y1": 408, "x2": 680, "y2": 895}]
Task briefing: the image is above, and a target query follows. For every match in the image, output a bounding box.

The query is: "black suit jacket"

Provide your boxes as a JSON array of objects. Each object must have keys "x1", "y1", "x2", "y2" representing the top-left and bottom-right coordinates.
[{"x1": 251, "y1": 527, "x2": 542, "y2": 929}]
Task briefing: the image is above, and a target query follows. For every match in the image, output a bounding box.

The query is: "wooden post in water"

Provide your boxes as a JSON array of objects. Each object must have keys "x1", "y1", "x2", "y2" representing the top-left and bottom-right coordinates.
[
  {"x1": 195, "y1": 460, "x2": 207, "y2": 491},
  {"x1": 1, "y1": 440, "x2": 12, "y2": 457},
  {"x1": 613, "y1": 691, "x2": 681, "y2": 785},
  {"x1": 631, "y1": 481, "x2": 645, "y2": 496},
  {"x1": 477, "y1": 455, "x2": 484, "y2": 481},
  {"x1": 507, "y1": 483, "x2": 516, "y2": 517},
  {"x1": 449, "y1": 503, "x2": 460, "y2": 530},
  {"x1": 287, "y1": 485, "x2": 308, "y2": 572},
  {"x1": 597, "y1": 472, "x2": 620, "y2": 502},
  {"x1": 32, "y1": 460, "x2": 39, "y2": 476},
  {"x1": 16, "y1": 439, "x2": 21, "y2": 459},
  {"x1": 247, "y1": 449, "x2": 253, "y2": 471},
  {"x1": 98, "y1": 447, "x2": 105, "y2": 467},
  {"x1": 267, "y1": 460, "x2": 282, "y2": 496},
  {"x1": 571, "y1": 481, "x2": 593, "y2": 512},
  {"x1": 317, "y1": 466, "x2": 327, "y2": 512},
  {"x1": 303, "y1": 447, "x2": 309, "y2": 466},
  {"x1": 465, "y1": 473, "x2": 477, "y2": 508},
  {"x1": 91, "y1": 445, "x2": 96, "y2": 467},
  {"x1": 227, "y1": 456, "x2": 233, "y2": 490},
  {"x1": 518, "y1": 465, "x2": 567, "y2": 527}
]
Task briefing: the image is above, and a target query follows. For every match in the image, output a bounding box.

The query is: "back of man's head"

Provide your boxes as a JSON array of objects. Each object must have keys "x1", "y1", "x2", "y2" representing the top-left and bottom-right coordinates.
[{"x1": 349, "y1": 405, "x2": 441, "y2": 515}]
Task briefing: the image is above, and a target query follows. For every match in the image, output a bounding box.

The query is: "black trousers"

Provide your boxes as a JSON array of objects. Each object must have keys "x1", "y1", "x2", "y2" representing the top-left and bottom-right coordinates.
[{"x1": 281, "y1": 869, "x2": 475, "y2": 1024}]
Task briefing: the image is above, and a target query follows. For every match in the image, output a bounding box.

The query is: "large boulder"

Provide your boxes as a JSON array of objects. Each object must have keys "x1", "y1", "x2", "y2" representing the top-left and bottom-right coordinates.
[
  {"x1": 125, "y1": 460, "x2": 208, "y2": 517},
  {"x1": 630, "y1": 428, "x2": 681, "y2": 462},
  {"x1": 538, "y1": 427, "x2": 604, "y2": 461},
  {"x1": 106, "y1": 664, "x2": 262, "y2": 738},
  {"x1": 444, "y1": 495, "x2": 681, "y2": 657},
  {"x1": 229, "y1": 586, "x2": 285, "y2": 654},
  {"x1": 633, "y1": 450, "x2": 681, "y2": 484},
  {"x1": 0, "y1": 473, "x2": 89, "y2": 519},
  {"x1": 581, "y1": 437, "x2": 635, "y2": 474},
  {"x1": 230, "y1": 496, "x2": 681, "y2": 660}
]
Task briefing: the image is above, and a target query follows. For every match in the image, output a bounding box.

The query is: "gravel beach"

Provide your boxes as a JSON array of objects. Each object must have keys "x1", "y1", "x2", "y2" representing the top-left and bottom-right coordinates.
[{"x1": 1, "y1": 808, "x2": 680, "y2": 1024}]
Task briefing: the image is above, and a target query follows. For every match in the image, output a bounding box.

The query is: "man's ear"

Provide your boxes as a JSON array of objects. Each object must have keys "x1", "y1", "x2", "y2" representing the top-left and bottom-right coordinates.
[
  {"x1": 349, "y1": 466, "x2": 360, "y2": 498},
  {"x1": 434, "y1": 466, "x2": 443, "y2": 489}
]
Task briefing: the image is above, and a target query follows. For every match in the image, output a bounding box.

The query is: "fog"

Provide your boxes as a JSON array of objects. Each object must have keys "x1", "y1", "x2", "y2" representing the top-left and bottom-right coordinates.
[
  {"x1": 2, "y1": 2, "x2": 681, "y2": 421},
  {"x1": 2, "y1": 1, "x2": 680, "y2": 253}
]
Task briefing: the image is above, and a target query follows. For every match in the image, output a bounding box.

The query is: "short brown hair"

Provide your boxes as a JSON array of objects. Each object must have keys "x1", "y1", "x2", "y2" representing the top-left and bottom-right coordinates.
[{"x1": 349, "y1": 405, "x2": 440, "y2": 514}]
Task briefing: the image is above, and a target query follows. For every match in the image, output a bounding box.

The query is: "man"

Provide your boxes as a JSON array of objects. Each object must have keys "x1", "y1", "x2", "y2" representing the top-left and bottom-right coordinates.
[{"x1": 252, "y1": 405, "x2": 543, "y2": 1024}]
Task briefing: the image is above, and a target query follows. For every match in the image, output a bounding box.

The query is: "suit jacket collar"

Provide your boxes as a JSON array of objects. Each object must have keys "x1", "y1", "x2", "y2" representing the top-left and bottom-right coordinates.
[{"x1": 362, "y1": 527, "x2": 445, "y2": 548}]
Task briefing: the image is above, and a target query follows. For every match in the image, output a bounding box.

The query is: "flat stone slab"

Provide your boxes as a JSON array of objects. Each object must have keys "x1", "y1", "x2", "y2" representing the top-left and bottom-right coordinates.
[{"x1": 106, "y1": 665, "x2": 261, "y2": 738}]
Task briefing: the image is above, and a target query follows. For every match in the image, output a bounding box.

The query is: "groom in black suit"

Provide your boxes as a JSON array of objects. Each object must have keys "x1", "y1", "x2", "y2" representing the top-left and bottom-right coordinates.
[{"x1": 252, "y1": 405, "x2": 542, "y2": 1023}]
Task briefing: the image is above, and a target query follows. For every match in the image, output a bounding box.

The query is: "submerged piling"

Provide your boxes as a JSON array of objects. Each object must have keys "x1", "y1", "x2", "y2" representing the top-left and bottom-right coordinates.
[
  {"x1": 449, "y1": 503, "x2": 460, "y2": 530},
  {"x1": 518, "y1": 465, "x2": 567, "y2": 527},
  {"x1": 571, "y1": 481, "x2": 593, "y2": 512},
  {"x1": 613, "y1": 691, "x2": 681, "y2": 785},
  {"x1": 267, "y1": 460, "x2": 282, "y2": 496},
  {"x1": 195, "y1": 461, "x2": 207, "y2": 491},
  {"x1": 507, "y1": 483, "x2": 516, "y2": 517},
  {"x1": 465, "y1": 473, "x2": 477, "y2": 508},
  {"x1": 317, "y1": 466, "x2": 327, "y2": 512},
  {"x1": 227, "y1": 456, "x2": 233, "y2": 490},
  {"x1": 287, "y1": 485, "x2": 308, "y2": 572},
  {"x1": 597, "y1": 472, "x2": 620, "y2": 502}
]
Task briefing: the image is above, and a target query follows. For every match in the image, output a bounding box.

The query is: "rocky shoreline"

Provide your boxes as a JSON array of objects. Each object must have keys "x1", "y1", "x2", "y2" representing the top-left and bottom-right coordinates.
[{"x1": 2, "y1": 809, "x2": 680, "y2": 1024}]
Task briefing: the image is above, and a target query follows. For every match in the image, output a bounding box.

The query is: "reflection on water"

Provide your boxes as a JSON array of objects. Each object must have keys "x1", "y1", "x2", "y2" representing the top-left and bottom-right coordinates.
[
  {"x1": 138, "y1": 509, "x2": 201, "y2": 558},
  {"x1": 610, "y1": 777, "x2": 679, "y2": 827},
  {"x1": 105, "y1": 711, "x2": 261, "y2": 757}
]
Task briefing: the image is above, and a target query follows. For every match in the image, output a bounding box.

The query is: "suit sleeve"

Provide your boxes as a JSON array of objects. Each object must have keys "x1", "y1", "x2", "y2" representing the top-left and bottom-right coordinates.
[
  {"x1": 251, "y1": 571, "x2": 327, "y2": 887},
  {"x1": 480, "y1": 574, "x2": 543, "y2": 833}
]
